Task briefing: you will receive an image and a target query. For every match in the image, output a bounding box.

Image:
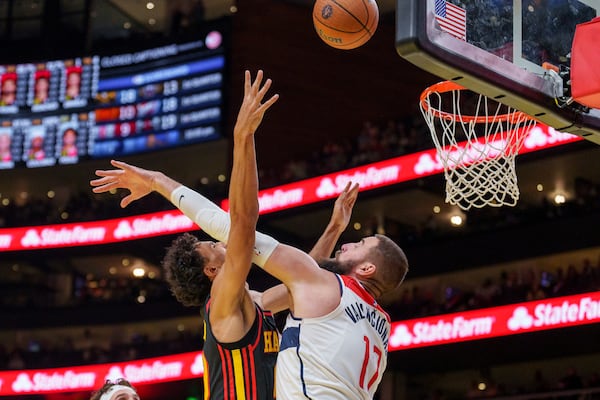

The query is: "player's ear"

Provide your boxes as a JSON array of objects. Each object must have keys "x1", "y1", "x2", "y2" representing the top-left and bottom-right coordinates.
[
  {"x1": 204, "y1": 265, "x2": 219, "y2": 280},
  {"x1": 356, "y1": 262, "x2": 376, "y2": 278}
]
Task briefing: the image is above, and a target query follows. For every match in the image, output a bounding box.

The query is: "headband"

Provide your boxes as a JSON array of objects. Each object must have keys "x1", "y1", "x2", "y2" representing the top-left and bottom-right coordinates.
[{"x1": 99, "y1": 385, "x2": 137, "y2": 400}]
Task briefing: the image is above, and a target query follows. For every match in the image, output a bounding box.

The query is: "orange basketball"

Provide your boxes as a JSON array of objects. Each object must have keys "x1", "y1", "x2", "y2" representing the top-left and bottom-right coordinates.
[{"x1": 312, "y1": 0, "x2": 379, "y2": 50}]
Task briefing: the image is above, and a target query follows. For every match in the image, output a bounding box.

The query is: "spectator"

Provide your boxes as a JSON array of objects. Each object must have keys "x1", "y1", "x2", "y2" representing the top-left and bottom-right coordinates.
[{"x1": 558, "y1": 366, "x2": 584, "y2": 400}]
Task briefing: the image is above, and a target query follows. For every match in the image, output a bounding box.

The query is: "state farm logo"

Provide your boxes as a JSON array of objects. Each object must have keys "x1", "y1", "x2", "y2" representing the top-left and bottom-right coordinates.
[
  {"x1": 12, "y1": 373, "x2": 32, "y2": 392},
  {"x1": 389, "y1": 324, "x2": 413, "y2": 347},
  {"x1": 21, "y1": 226, "x2": 106, "y2": 247},
  {"x1": 415, "y1": 140, "x2": 508, "y2": 174},
  {"x1": 21, "y1": 230, "x2": 41, "y2": 246},
  {"x1": 316, "y1": 166, "x2": 400, "y2": 198},
  {"x1": 113, "y1": 214, "x2": 194, "y2": 239},
  {"x1": 105, "y1": 360, "x2": 183, "y2": 383},
  {"x1": 12, "y1": 371, "x2": 96, "y2": 392},
  {"x1": 523, "y1": 125, "x2": 577, "y2": 150},
  {"x1": 258, "y1": 189, "x2": 304, "y2": 212},
  {"x1": 507, "y1": 307, "x2": 533, "y2": 330},
  {"x1": 413, "y1": 153, "x2": 442, "y2": 175},
  {"x1": 507, "y1": 297, "x2": 600, "y2": 331},
  {"x1": 389, "y1": 315, "x2": 495, "y2": 347}
]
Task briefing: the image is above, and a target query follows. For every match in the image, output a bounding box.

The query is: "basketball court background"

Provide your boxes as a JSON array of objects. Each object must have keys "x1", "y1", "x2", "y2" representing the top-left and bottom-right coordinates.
[{"x1": 0, "y1": 1, "x2": 599, "y2": 399}]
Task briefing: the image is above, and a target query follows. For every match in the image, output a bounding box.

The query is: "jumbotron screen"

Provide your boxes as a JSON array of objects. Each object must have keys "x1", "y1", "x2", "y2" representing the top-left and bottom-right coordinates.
[{"x1": 0, "y1": 24, "x2": 229, "y2": 170}]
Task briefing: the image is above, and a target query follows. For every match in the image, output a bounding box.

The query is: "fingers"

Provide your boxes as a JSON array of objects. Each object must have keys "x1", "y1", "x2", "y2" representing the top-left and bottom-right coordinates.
[
  {"x1": 251, "y1": 70, "x2": 264, "y2": 94},
  {"x1": 246, "y1": 69, "x2": 277, "y2": 108},
  {"x1": 256, "y1": 78, "x2": 272, "y2": 101},
  {"x1": 244, "y1": 70, "x2": 251, "y2": 94},
  {"x1": 92, "y1": 169, "x2": 122, "y2": 179},
  {"x1": 121, "y1": 195, "x2": 133, "y2": 208},
  {"x1": 339, "y1": 181, "x2": 359, "y2": 197},
  {"x1": 258, "y1": 93, "x2": 279, "y2": 114},
  {"x1": 90, "y1": 180, "x2": 119, "y2": 193},
  {"x1": 90, "y1": 174, "x2": 115, "y2": 186},
  {"x1": 110, "y1": 159, "x2": 129, "y2": 170}
]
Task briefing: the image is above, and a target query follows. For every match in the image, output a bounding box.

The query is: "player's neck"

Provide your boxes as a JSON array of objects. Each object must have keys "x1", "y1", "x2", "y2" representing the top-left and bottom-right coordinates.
[{"x1": 358, "y1": 279, "x2": 383, "y2": 301}]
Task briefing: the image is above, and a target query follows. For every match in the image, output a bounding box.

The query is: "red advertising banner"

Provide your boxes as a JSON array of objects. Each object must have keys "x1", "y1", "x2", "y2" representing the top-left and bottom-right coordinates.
[
  {"x1": 0, "y1": 124, "x2": 582, "y2": 252},
  {"x1": 221, "y1": 124, "x2": 581, "y2": 212},
  {"x1": 389, "y1": 291, "x2": 600, "y2": 351},
  {"x1": 0, "y1": 351, "x2": 204, "y2": 396},
  {"x1": 0, "y1": 292, "x2": 597, "y2": 395},
  {"x1": 0, "y1": 210, "x2": 198, "y2": 251}
]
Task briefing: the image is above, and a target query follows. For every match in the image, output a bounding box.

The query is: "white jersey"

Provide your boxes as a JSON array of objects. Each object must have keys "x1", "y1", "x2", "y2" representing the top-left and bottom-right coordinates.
[{"x1": 277, "y1": 274, "x2": 390, "y2": 399}]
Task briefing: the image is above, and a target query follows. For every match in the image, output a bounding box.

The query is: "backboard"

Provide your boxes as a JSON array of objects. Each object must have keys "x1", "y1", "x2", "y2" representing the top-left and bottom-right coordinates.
[{"x1": 396, "y1": 0, "x2": 600, "y2": 144}]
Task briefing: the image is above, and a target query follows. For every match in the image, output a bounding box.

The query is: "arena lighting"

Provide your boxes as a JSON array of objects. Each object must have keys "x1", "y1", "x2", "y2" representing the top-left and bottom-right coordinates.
[
  {"x1": 0, "y1": 291, "x2": 597, "y2": 396},
  {"x1": 450, "y1": 215, "x2": 463, "y2": 226},
  {"x1": 0, "y1": 124, "x2": 583, "y2": 252},
  {"x1": 554, "y1": 193, "x2": 567, "y2": 204}
]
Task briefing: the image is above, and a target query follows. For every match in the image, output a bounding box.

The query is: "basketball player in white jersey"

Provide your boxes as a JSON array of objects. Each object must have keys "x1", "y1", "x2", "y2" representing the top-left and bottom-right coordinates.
[{"x1": 91, "y1": 70, "x2": 409, "y2": 399}]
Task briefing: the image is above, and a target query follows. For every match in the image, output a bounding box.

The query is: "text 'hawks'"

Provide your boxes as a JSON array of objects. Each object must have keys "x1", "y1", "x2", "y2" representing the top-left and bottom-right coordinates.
[{"x1": 263, "y1": 329, "x2": 279, "y2": 353}]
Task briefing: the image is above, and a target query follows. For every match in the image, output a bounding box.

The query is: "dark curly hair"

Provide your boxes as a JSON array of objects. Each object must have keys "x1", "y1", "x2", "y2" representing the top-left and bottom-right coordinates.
[
  {"x1": 90, "y1": 378, "x2": 137, "y2": 400},
  {"x1": 162, "y1": 232, "x2": 212, "y2": 307}
]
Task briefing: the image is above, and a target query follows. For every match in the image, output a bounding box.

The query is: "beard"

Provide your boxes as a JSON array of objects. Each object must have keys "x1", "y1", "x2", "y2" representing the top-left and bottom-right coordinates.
[{"x1": 318, "y1": 258, "x2": 353, "y2": 275}]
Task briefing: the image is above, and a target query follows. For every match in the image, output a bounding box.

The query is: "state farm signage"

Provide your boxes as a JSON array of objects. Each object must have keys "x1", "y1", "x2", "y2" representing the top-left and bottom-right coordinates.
[
  {"x1": 389, "y1": 291, "x2": 600, "y2": 351},
  {"x1": 0, "y1": 351, "x2": 203, "y2": 396},
  {"x1": 0, "y1": 292, "x2": 596, "y2": 396},
  {"x1": 0, "y1": 124, "x2": 582, "y2": 252},
  {"x1": 221, "y1": 123, "x2": 581, "y2": 213},
  {"x1": 0, "y1": 210, "x2": 197, "y2": 251}
]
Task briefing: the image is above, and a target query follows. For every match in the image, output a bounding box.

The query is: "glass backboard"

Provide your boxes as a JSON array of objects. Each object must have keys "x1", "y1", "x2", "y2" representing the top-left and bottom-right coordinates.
[{"x1": 396, "y1": 0, "x2": 600, "y2": 144}]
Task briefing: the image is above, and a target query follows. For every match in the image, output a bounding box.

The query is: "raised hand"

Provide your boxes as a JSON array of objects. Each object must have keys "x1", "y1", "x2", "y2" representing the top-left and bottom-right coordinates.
[
  {"x1": 234, "y1": 70, "x2": 279, "y2": 139},
  {"x1": 90, "y1": 159, "x2": 158, "y2": 208},
  {"x1": 330, "y1": 182, "x2": 360, "y2": 230}
]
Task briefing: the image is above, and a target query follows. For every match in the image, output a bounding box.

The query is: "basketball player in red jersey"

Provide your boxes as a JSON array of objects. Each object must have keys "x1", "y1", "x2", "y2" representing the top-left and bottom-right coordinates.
[{"x1": 91, "y1": 71, "x2": 361, "y2": 399}]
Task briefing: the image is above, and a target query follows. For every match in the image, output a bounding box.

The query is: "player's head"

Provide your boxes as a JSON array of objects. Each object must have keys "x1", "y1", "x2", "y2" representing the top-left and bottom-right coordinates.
[
  {"x1": 90, "y1": 378, "x2": 139, "y2": 400},
  {"x1": 321, "y1": 234, "x2": 408, "y2": 298},
  {"x1": 162, "y1": 232, "x2": 226, "y2": 307}
]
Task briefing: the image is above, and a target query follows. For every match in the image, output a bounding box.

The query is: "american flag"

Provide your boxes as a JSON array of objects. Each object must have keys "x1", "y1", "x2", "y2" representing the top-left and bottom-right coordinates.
[{"x1": 434, "y1": 0, "x2": 467, "y2": 41}]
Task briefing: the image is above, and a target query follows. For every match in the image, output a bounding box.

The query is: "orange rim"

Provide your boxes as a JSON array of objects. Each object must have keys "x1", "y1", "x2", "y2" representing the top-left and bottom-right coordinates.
[{"x1": 420, "y1": 81, "x2": 533, "y2": 124}]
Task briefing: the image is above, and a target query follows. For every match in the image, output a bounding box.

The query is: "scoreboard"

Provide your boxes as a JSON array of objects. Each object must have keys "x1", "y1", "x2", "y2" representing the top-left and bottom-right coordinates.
[{"x1": 0, "y1": 26, "x2": 228, "y2": 170}]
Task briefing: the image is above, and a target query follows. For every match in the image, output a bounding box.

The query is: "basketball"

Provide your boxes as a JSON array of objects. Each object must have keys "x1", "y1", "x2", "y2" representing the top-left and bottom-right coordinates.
[{"x1": 312, "y1": 0, "x2": 379, "y2": 50}]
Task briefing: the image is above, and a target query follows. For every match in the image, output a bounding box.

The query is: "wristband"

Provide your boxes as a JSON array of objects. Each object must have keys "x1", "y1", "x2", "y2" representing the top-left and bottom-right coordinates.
[{"x1": 170, "y1": 185, "x2": 278, "y2": 265}]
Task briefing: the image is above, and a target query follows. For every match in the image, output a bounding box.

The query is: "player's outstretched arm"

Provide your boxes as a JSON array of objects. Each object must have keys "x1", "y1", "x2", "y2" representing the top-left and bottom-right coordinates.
[
  {"x1": 309, "y1": 181, "x2": 359, "y2": 261},
  {"x1": 210, "y1": 69, "x2": 279, "y2": 322},
  {"x1": 249, "y1": 182, "x2": 358, "y2": 313}
]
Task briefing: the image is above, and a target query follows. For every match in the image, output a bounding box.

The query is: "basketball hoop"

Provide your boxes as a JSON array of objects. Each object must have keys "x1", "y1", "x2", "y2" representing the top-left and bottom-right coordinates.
[{"x1": 420, "y1": 81, "x2": 538, "y2": 210}]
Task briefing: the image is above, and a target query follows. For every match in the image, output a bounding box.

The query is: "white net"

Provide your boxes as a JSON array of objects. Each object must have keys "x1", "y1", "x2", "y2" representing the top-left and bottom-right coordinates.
[{"x1": 420, "y1": 81, "x2": 537, "y2": 210}]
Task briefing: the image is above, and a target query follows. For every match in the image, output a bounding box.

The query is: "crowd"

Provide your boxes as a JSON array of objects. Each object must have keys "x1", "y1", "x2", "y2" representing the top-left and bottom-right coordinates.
[{"x1": 387, "y1": 255, "x2": 600, "y2": 321}]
